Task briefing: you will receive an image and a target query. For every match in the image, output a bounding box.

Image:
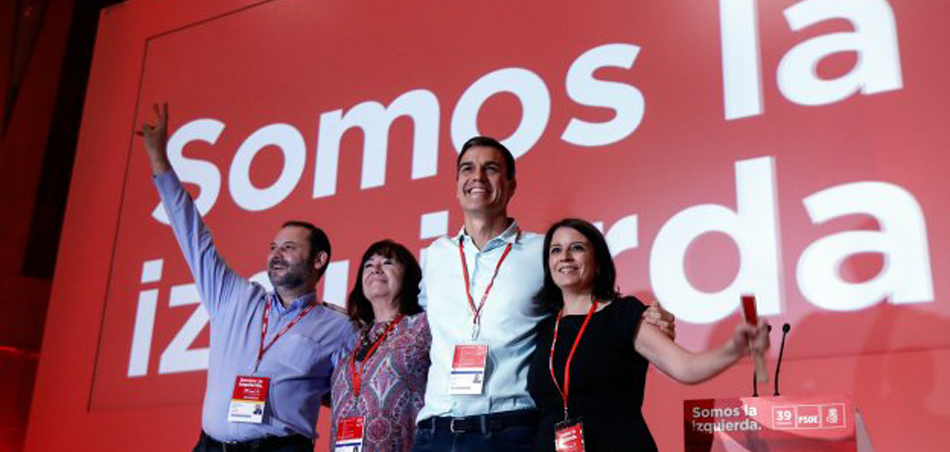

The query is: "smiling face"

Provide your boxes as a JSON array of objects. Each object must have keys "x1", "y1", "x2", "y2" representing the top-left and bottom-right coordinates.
[
  {"x1": 456, "y1": 145, "x2": 516, "y2": 218},
  {"x1": 267, "y1": 225, "x2": 315, "y2": 290},
  {"x1": 361, "y1": 253, "x2": 406, "y2": 305},
  {"x1": 548, "y1": 226, "x2": 598, "y2": 295}
]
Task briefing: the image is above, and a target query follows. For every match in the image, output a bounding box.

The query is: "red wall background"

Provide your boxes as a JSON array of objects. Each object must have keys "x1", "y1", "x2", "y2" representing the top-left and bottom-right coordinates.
[
  {"x1": 0, "y1": 1, "x2": 76, "y2": 450},
  {"x1": 25, "y1": 0, "x2": 950, "y2": 450}
]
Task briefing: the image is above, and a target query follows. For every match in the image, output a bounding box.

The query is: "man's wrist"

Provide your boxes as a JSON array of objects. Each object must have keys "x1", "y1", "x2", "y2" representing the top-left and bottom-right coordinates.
[{"x1": 149, "y1": 156, "x2": 172, "y2": 175}]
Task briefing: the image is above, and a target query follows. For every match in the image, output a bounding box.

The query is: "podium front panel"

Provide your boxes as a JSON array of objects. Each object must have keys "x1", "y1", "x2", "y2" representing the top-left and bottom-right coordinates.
[{"x1": 684, "y1": 394, "x2": 857, "y2": 452}]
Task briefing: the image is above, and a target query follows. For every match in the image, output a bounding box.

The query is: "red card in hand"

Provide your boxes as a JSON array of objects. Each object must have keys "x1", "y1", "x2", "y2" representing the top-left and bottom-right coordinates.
[
  {"x1": 741, "y1": 295, "x2": 758, "y2": 325},
  {"x1": 741, "y1": 294, "x2": 769, "y2": 383}
]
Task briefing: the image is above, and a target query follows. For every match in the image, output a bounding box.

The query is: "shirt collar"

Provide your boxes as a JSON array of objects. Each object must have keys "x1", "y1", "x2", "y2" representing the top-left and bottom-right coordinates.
[
  {"x1": 271, "y1": 290, "x2": 318, "y2": 314},
  {"x1": 455, "y1": 218, "x2": 522, "y2": 251}
]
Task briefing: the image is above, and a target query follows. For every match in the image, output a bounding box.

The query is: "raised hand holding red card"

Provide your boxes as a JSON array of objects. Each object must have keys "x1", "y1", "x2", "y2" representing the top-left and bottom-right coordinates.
[{"x1": 741, "y1": 295, "x2": 769, "y2": 383}]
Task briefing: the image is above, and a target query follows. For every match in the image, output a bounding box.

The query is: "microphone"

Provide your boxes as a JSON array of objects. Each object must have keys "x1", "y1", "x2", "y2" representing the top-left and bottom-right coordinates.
[{"x1": 774, "y1": 323, "x2": 791, "y2": 396}]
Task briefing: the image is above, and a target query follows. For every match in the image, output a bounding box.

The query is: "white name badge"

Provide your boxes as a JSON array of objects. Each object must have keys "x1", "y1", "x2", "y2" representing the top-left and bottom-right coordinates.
[
  {"x1": 449, "y1": 344, "x2": 488, "y2": 395},
  {"x1": 335, "y1": 416, "x2": 364, "y2": 452},
  {"x1": 228, "y1": 375, "x2": 269, "y2": 423}
]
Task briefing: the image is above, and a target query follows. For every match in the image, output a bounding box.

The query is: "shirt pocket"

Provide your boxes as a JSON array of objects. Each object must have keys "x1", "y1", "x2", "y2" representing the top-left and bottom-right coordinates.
[{"x1": 275, "y1": 333, "x2": 332, "y2": 378}]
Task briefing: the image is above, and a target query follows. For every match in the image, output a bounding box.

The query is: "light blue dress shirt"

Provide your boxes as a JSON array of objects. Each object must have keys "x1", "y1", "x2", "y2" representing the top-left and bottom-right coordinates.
[
  {"x1": 154, "y1": 171, "x2": 356, "y2": 441},
  {"x1": 416, "y1": 221, "x2": 547, "y2": 422}
]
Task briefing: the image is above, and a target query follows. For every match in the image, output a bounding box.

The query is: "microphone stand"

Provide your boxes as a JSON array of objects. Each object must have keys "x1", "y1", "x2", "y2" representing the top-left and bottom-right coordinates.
[{"x1": 774, "y1": 323, "x2": 791, "y2": 396}]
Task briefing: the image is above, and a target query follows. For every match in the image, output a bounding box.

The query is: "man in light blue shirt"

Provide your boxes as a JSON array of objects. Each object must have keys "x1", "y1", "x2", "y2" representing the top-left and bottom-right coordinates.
[
  {"x1": 413, "y1": 137, "x2": 673, "y2": 451},
  {"x1": 142, "y1": 104, "x2": 356, "y2": 452}
]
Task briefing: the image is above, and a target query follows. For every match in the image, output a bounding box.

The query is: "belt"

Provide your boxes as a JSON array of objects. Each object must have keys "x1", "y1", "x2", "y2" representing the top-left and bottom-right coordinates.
[
  {"x1": 199, "y1": 431, "x2": 313, "y2": 451},
  {"x1": 418, "y1": 409, "x2": 538, "y2": 434}
]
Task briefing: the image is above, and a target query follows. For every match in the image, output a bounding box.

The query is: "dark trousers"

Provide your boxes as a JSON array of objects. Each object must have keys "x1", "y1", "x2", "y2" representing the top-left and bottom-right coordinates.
[
  {"x1": 193, "y1": 431, "x2": 313, "y2": 452},
  {"x1": 411, "y1": 410, "x2": 537, "y2": 452}
]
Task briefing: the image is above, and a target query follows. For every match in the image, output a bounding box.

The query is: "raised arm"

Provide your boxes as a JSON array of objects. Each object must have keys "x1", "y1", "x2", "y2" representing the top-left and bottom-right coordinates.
[
  {"x1": 634, "y1": 318, "x2": 769, "y2": 385},
  {"x1": 140, "y1": 102, "x2": 172, "y2": 175},
  {"x1": 140, "y1": 102, "x2": 249, "y2": 317}
]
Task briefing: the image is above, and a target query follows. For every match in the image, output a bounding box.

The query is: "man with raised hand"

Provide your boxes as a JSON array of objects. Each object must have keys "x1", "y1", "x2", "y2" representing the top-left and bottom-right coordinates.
[
  {"x1": 140, "y1": 103, "x2": 355, "y2": 452},
  {"x1": 413, "y1": 137, "x2": 674, "y2": 451}
]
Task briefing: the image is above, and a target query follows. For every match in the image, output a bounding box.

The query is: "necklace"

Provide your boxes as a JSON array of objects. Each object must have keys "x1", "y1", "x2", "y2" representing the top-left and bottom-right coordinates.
[{"x1": 355, "y1": 318, "x2": 396, "y2": 361}]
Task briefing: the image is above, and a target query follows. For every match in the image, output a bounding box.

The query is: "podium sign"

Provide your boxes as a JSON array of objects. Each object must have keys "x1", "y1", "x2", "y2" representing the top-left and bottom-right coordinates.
[{"x1": 684, "y1": 394, "x2": 857, "y2": 452}]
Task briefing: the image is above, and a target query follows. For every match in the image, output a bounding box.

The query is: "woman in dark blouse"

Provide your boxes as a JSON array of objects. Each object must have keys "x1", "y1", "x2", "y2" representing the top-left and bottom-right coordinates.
[{"x1": 528, "y1": 219, "x2": 770, "y2": 451}]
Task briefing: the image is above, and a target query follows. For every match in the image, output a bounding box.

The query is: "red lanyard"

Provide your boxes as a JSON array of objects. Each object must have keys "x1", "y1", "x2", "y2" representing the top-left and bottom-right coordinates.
[
  {"x1": 257, "y1": 296, "x2": 318, "y2": 369},
  {"x1": 458, "y1": 233, "x2": 517, "y2": 331},
  {"x1": 349, "y1": 314, "x2": 404, "y2": 397},
  {"x1": 549, "y1": 300, "x2": 598, "y2": 421}
]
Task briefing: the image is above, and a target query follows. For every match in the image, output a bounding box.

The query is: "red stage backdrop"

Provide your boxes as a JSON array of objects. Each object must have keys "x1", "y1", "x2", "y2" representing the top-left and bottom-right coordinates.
[{"x1": 26, "y1": 0, "x2": 950, "y2": 451}]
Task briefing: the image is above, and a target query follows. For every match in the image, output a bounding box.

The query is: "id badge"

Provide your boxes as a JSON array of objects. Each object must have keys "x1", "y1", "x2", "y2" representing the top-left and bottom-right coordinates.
[
  {"x1": 449, "y1": 344, "x2": 488, "y2": 395},
  {"x1": 554, "y1": 418, "x2": 586, "y2": 452},
  {"x1": 228, "y1": 375, "x2": 269, "y2": 423},
  {"x1": 335, "y1": 416, "x2": 364, "y2": 452}
]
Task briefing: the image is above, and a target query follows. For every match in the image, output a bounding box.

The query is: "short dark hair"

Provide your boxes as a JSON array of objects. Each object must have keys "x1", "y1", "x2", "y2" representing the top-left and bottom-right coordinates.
[
  {"x1": 538, "y1": 218, "x2": 620, "y2": 311},
  {"x1": 347, "y1": 240, "x2": 423, "y2": 326},
  {"x1": 281, "y1": 220, "x2": 331, "y2": 277},
  {"x1": 457, "y1": 136, "x2": 516, "y2": 180}
]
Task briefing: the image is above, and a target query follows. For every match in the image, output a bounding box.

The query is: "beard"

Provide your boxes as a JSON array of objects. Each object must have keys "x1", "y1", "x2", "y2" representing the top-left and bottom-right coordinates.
[{"x1": 268, "y1": 260, "x2": 310, "y2": 290}]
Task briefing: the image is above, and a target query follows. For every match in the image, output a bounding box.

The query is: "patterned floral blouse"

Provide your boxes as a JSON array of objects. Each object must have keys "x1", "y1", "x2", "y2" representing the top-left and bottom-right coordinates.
[{"x1": 330, "y1": 312, "x2": 431, "y2": 452}]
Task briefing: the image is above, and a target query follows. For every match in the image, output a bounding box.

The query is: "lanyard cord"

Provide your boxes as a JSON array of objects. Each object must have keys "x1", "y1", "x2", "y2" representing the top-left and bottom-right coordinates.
[
  {"x1": 458, "y1": 232, "x2": 519, "y2": 337},
  {"x1": 257, "y1": 296, "x2": 318, "y2": 370},
  {"x1": 349, "y1": 314, "x2": 404, "y2": 397},
  {"x1": 549, "y1": 299, "x2": 598, "y2": 421}
]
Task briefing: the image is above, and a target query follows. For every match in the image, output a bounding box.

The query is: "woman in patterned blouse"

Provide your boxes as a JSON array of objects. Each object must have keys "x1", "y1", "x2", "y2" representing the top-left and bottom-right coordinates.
[{"x1": 330, "y1": 240, "x2": 431, "y2": 452}]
